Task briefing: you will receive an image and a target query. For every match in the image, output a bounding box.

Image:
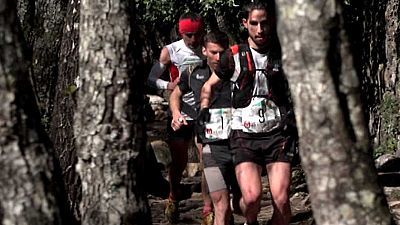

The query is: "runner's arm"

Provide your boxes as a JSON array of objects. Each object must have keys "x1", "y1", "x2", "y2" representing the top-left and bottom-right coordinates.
[
  {"x1": 148, "y1": 47, "x2": 177, "y2": 90},
  {"x1": 170, "y1": 86, "x2": 187, "y2": 131},
  {"x1": 200, "y1": 72, "x2": 222, "y2": 109}
]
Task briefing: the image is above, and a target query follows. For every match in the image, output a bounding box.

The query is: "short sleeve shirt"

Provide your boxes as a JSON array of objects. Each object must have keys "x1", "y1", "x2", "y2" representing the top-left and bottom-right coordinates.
[
  {"x1": 215, "y1": 48, "x2": 235, "y2": 81},
  {"x1": 178, "y1": 61, "x2": 211, "y2": 111}
]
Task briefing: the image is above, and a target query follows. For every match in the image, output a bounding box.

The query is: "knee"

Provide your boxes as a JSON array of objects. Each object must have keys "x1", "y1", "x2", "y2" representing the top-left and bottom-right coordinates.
[
  {"x1": 214, "y1": 203, "x2": 230, "y2": 216},
  {"x1": 271, "y1": 191, "x2": 290, "y2": 209},
  {"x1": 211, "y1": 192, "x2": 230, "y2": 213},
  {"x1": 242, "y1": 190, "x2": 261, "y2": 208}
]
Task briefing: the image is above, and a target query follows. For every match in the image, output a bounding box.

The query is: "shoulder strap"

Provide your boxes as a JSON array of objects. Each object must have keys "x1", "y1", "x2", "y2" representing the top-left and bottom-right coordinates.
[
  {"x1": 238, "y1": 44, "x2": 248, "y2": 75},
  {"x1": 238, "y1": 44, "x2": 255, "y2": 73},
  {"x1": 237, "y1": 44, "x2": 255, "y2": 89}
]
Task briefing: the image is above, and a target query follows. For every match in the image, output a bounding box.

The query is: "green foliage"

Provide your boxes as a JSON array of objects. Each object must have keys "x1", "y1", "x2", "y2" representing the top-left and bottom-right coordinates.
[
  {"x1": 137, "y1": 0, "x2": 178, "y2": 25},
  {"x1": 199, "y1": 0, "x2": 235, "y2": 15},
  {"x1": 375, "y1": 137, "x2": 397, "y2": 158},
  {"x1": 374, "y1": 93, "x2": 400, "y2": 158},
  {"x1": 135, "y1": 0, "x2": 245, "y2": 42},
  {"x1": 199, "y1": 0, "x2": 244, "y2": 42},
  {"x1": 381, "y1": 93, "x2": 399, "y2": 135}
]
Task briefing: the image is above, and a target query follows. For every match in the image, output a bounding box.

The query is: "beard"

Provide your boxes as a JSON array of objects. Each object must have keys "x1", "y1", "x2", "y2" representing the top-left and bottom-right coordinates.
[{"x1": 251, "y1": 35, "x2": 268, "y2": 47}]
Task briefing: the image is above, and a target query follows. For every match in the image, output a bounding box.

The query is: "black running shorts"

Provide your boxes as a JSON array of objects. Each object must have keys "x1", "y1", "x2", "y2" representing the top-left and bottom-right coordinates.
[{"x1": 230, "y1": 129, "x2": 293, "y2": 166}]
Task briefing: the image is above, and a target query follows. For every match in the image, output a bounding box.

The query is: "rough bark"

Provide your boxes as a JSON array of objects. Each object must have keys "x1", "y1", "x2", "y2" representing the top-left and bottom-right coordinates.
[
  {"x1": 49, "y1": 0, "x2": 81, "y2": 222},
  {"x1": 16, "y1": 0, "x2": 30, "y2": 23},
  {"x1": 76, "y1": 0, "x2": 151, "y2": 224},
  {"x1": 0, "y1": 0, "x2": 68, "y2": 224},
  {"x1": 276, "y1": 0, "x2": 393, "y2": 224},
  {"x1": 381, "y1": 0, "x2": 400, "y2": 156},
  {"x1": 384, "y1": 0, "x2": 400, "y2": 100},
  {"x1": 355, "y1": 0, "x2": 400, "y2": 157},
  {"x1": 20, "y1": 0, "x2": 67, "y2": 128}
]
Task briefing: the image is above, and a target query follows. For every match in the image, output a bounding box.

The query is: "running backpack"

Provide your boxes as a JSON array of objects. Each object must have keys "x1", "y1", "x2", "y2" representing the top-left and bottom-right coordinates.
[
  {"x1": 231, "y1": 44, "x2": 256, "y2": 108},
  {"x1": 231, "y1": 44, "x2": 283, "y2": 108},
  {"x1": 230, "y1": 44, "x2": 300, "y2": 161}
]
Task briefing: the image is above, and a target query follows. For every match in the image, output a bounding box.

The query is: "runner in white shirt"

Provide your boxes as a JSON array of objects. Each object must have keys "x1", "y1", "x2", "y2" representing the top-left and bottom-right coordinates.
[
  {"x1": 147, "y1": 13, "x2": 214, "y2": 225},
  {"x1": 199, "y1": 2, "x2": 297, "y2": 225}
]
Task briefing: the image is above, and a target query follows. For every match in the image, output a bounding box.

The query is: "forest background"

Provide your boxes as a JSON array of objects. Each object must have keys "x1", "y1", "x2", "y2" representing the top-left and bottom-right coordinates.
[{"x1": 0, "y1": 0, "x2": 399, "y2": 224}]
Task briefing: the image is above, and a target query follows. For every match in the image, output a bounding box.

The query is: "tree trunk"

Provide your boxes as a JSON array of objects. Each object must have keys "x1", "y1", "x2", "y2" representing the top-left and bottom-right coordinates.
[
  {"x1": 49, "y1": 0, "x2": 81, "y2": 222},
  {"x1": 19, "y1": 0, "x2": 67, "y2": 128},
  {"x1": 0, "y1": 0, "x2": 69, "y2": 224},
  {"x1": 276, "y1": 0, "x2": 393, "y2": 224},
  {"x1": 383, "y1": 0, "x2": 400, "y2": 157},
  {"x1": 350, "y1": 0, "x2": 400, "y2": 157},
  {"x1": 76, "y1": 0, "x2": 151, "y2": 224}
]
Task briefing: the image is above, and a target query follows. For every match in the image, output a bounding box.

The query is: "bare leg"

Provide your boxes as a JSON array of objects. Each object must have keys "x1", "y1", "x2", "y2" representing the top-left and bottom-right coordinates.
[
  {"x1": 210, "y1": 189, "x2": 231, "y2": 225},
  {"x1": 168, "y1": 139, "x2": 189, "y2": 200},
  {"x1": 266, "y1": 162, "x2": 292, "y2": 225},
  {"x1": 196, "y1": 140, "x2": 214, "y2": 219},
  {"x1": 235, "y1": 162, "x2": 262, "y2": 223},
  {"x1": 202, "y1": 171, "x2": 213, "y2": 213}
]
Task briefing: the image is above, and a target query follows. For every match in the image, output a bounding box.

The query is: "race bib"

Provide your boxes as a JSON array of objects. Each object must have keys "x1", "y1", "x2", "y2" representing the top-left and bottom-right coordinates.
[
  {"x1": 205, "y1": 108, "x2": 232, "y2": 140},
  {"x1": 241, "y1": 97, "x2": 281, "y2": 133}
]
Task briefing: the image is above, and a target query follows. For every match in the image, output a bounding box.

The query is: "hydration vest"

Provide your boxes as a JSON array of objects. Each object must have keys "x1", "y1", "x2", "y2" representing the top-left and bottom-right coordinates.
[
  {"x1": 231, "y1": 44, "x2": 255, "y2": 108},
  {"x1": 231, "y1": 43, "x2": 283, "y2": 109},
  {"x1": 230, "y1": 44, "x2": 299, "y2": 161}
]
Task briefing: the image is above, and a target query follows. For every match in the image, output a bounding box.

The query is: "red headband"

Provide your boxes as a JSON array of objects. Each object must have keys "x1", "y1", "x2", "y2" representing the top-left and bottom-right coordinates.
[{"x1": 179, "y1": 18, "x2": 204, "y2": 34}]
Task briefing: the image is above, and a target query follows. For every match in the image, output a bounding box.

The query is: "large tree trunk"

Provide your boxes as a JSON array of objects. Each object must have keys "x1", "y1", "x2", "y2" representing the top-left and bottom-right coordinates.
[
  {"x1": 17, "y1": 0, "x2": 82, "y2": 221},
  {"x1": 49, "y1": 0, "x2": 81, "y2": 222},
  {"x1": 348, "y1": 0, "x2": 400, "y2": 157},
  {"x1": 276, "y1": 0, "x2": 393, "y2": 224},
  {"x1": 76, "y1": 0, "x2": 151, "y2": 224},
  {"x1": 0, "y1": 0, "x2": 70, "y2": 224},
  {"x1": 19, "y1": 0, "x2": 67, "y2": 128},
  {"x1": 366, "y1": 0, "x2": 400, "y2": 157},
  {"x1": 382, "y1": 0, "x2": 400, "y2": 156}
]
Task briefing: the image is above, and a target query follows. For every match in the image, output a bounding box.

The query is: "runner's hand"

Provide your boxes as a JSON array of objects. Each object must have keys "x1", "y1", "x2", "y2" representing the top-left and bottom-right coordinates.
[
  {"x1": 171, "y1": 113, "x2": 187, "y2": 131},
  {"x1": 167, "y1": 77, "x2": 180, "y2": 90},
  {"x1": 196, "y1": 108, "x2": 210, "y2": 142}
]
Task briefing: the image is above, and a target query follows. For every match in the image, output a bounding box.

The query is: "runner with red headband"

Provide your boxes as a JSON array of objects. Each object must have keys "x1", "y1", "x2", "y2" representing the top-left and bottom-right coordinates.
[{"x1": 147, "y1": 13, "x2": 214, "y2": 225}]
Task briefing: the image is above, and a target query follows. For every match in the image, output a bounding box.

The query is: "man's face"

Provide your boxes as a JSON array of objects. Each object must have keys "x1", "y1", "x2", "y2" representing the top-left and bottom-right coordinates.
[
  {"x1": 243, "y1": 9, "x2": 272, "y2": 47},
  {"x1": 182, "y1": 32, "x2": 203, "y2": 49},
  {"x1": 202, "y1": 42, "x2": 226, "y2": 71}
]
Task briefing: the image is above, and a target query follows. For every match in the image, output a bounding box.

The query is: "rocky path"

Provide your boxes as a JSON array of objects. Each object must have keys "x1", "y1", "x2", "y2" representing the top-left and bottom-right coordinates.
[
  {"x1": 145, "y1": 94, "x2": 400, "y2": 225},
  {"x1": 147, "y1": 169, "x2": 313, "y2": 225}
]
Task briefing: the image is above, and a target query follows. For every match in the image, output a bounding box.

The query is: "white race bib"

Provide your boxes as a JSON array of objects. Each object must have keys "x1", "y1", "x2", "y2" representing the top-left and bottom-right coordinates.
[
  {"x1": 241, "y1": 97, "x2": 281, "y2": 133},
  {"x1": 205, "y1": 108, "x2": 232, "y2": 140}
]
